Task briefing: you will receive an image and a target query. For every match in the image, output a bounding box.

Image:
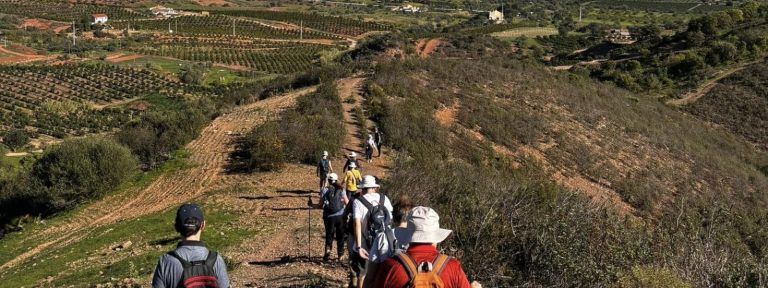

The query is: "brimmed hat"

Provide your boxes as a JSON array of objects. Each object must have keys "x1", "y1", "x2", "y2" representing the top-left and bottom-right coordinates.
[
  {"x1": 359, "y1": 175, "x2": 380, "y2": 189},
  {"x1": 395, "y1": 206, "x2": 452, "y2": 244},
  {"x1": 322, "y1": 151, "x2": 329, "y2": 157},
  {"x1": 349, "y1": 152, "x2": 357, "y2": 158},
  {"x1": 327, "y1": 173, "x2": 338, "y2": 182},
  {"x1": 175, "y1": 203, "x2": 204, "y2": 234}
]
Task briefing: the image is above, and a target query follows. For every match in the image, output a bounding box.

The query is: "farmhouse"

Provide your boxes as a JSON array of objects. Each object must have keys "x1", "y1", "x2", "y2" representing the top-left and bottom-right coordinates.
[
  {"x1": 489, "y1": 10, "x2": 504, "y2": 24},
  {"x1": 91, "y1": 14, "x2": 108, "y2": 24},
  {"x1": 150, "y1": 6, "x2": 178, "y2": 18},
  {"x1": 392, "y1": 4, "x2": 422, "y2": 13}
]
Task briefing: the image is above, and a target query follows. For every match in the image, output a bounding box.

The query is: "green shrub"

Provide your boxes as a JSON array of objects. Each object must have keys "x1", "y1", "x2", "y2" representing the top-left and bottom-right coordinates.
[
  {"x1": 616, "y1": 266, "x2": 692, "y2": 288},
  {"x1": 2, "y1": 129, "x2": 29, "y2": 151},
  {"x1": 29, "y1": 137, "x2": 138, "y2": 211},
  {"x1": 233, "y1": 122, "x2": 285, "y2": 172}
]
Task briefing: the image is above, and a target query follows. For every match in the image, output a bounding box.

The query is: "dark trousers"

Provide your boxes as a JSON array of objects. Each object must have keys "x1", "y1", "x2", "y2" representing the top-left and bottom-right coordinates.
[
  {"x1": 324, "y1": 215, "x2": 345, "y2": 257},
  {"x1": 376, "y1": 143, "x2": 382, "y2": 157}
]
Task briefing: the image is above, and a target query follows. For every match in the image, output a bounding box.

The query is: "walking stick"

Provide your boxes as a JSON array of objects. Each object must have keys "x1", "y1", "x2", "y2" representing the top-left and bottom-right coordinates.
[{"x1": 307, "y1": 195, "x2": 313, "y2": 261}]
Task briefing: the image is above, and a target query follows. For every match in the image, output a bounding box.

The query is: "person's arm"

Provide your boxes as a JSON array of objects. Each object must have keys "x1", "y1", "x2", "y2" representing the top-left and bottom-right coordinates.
[
  {"x1": 151, "y1": 256, "x2": 168, "y2": 288},
  {"x1": 449, "y1": 260, "x2": 472, "y2": 288},
  {"x1": 329, "y1": 160, "x2": 334, "y2": 173},
  {"x1": 355, "y1": 217, "x2": 368, "y2": 259},
  {"x1": 215, "y1": 254, "x2": 230, "y2": 288}
]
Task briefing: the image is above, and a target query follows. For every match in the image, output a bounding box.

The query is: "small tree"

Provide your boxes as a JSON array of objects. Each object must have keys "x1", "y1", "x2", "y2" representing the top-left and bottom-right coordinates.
[{"x1": 3, "y1": 129, "x2": 29, "y2": 151}]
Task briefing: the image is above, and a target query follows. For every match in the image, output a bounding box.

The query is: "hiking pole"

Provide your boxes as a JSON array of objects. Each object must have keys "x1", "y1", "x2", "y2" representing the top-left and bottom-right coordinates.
[{"x1": 307, "y1": 195, "x2": 313, "y2": 261}]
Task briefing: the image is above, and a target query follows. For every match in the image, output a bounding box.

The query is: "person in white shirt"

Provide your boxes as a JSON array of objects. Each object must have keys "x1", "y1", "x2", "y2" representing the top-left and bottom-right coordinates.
[{"x1": 351, "y1": 175, "x2": 393, "y2": 288}]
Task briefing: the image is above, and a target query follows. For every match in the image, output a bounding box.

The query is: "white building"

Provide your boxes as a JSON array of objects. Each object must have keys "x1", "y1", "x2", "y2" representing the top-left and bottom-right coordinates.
[
  {"x1": 489, "y1": 10, "x2": 504, "y2": 24},
  {"x1": 150, "y1": 6, "x2": 178, "y2": 18},
  {"x1": 392, "y1": 4, "x2": 422, "y2": 13},
  {"x1": 91, "y1": 14, "x2": 108, "y2": 24}
]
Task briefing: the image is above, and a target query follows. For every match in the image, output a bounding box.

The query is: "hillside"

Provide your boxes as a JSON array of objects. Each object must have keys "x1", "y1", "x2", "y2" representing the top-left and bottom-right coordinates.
[
  {"x1": 684, "y1": 60, "x2": 768, "y2": 150},
  {"x1": 364, "y1": 56, "x2": 768, "y2": 286}
]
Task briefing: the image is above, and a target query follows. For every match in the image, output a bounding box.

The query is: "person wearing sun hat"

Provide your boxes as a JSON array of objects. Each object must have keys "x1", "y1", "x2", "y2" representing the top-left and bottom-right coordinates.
[
  {"x1": 367, "y1": 206, "x2": 471, "y2": 288},
  {"x1": 343, "y1": 151, "x2": 362, "y2": 173},
  {"x1": 350, "y1": 175, "x2": 393, "y2": 288}
]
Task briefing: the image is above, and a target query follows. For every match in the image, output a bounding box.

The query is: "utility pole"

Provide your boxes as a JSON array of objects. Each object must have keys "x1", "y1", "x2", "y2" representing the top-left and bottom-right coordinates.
[
  {"x1": 232, "y1": 18, "x2": 235, "y2": 37},
  {"x1": 579, "y1": 4, "x2": 583, "y2": 23},
  {"x1": 168, "y1": 22, "x2": 172, "y2": 33},
  {"x1": 71, "y1": 21, "x2": 76, "y2": 46},
  {"x1": 300, "y1": 20, "x2": 303, "y2": 40}
]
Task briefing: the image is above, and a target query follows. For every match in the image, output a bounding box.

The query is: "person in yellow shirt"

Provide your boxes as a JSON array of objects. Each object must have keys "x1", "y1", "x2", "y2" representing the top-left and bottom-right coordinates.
[{"x1": 343, "y1": 162, "x2": 362, "y2": 194}]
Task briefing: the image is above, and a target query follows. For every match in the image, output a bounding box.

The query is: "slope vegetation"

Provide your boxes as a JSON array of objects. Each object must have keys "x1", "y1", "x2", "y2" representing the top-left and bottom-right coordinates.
[{"x1": 364, "y1": 57, "x2": 768, "y2": 286}]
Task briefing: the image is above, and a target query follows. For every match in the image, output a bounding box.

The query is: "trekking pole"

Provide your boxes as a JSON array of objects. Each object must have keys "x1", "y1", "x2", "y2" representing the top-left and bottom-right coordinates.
[{"x1": 307, "y1": 195, "x2": 313, "y2": 261}]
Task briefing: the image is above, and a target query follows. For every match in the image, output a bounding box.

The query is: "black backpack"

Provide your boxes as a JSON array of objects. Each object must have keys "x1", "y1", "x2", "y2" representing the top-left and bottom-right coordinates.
[
  {"x1": 318, "y1": 159, "x2": 330, "y2": 174},
  {"x1": 168, "y1": 251, "x2": 219, "y2": 288},
  {"x1": 359, "y1": 194, "x2": 393, "y2": 244},
  {"x1": 323, "y1": 187, "x2": 345, "y2": 214}
]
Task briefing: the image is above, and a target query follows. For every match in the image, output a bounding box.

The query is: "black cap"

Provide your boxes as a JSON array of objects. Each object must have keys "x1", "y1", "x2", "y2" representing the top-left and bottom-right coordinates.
[{"x1": 175, "y1": 203, "x2": 204, "y2": 235}]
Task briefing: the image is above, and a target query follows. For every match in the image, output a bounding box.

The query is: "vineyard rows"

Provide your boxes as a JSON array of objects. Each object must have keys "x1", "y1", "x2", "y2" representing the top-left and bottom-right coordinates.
[
  {"x1": 593, "y1": 0, "x2": 731, "y2": 12},
  {"x1": 0, "y1": 0, "x2": 148, "y2": 22},
  {"x1": 111, "y1": 15, "x2": 339, "y2": 40},
  {"x1": 0, "y1": 63, "x2": 178, "y2": 136},
  {"x1": 210, "y1": 10, "x2": 389, "y2": 37},
  {"x1": 130, "y1": 45, "x2": 325, "y2": 74},
  {"x1": 150, "y1": 35, "x2": 336, "y2": 50}
]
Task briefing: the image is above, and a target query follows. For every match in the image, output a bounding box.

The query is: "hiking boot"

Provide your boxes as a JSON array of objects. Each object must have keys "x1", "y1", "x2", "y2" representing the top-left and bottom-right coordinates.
[{"x1": 323, "y1": 248, "x2": 331, "y2": 262}]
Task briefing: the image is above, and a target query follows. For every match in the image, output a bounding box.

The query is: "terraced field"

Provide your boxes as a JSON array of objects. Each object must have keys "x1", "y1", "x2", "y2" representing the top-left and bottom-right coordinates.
[{"x1": 0, "y1": 63, "x2": 178, "y2": 136}]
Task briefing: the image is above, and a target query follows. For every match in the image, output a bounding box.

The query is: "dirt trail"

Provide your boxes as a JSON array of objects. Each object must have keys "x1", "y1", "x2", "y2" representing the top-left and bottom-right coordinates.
[
  {"x1": 0, "y1": 46, "x2": 56, "y2": 64},
  {"x1": 667, "y1": 60, "x2": 761, "y2": 106},
  {"x1": 0, "y1": 87, "x2": 316, "y2": 271},
  {"x1": 228, "y1": 76, "x2": 393, "y2": 286},
  {"x1": 415, "y1": 39, "x2": 441, "y2": 59}
]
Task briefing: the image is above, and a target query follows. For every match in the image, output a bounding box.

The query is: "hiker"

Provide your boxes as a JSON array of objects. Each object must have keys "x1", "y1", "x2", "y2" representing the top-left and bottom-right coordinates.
[
  {"x1": 391, "y1": 194, "x2": 414, "y2": 253},
  {"x1": 373, "y1": 127, "x2": 384, "y2": 157},
  {"x1": 343, "y1": 152, "x2": 362, "y2": 173},
  {"x1": 317, "y1": 151, "x2": 334, "y2": 193},
  {"x1": 365, "y1": 134, "x2": 376, "y2": 163},
  {"x1": 343, "y1": 162, "x2": 362, "y2": 195},
  {"x1": 321, "y1": 173, "x2": 348, "y2": 262},
  {"x1": 152, "y1": 203, "x2": 229, "y2": 288},
  {"x1": 368, "y1": 206, "x2": 471, "y2": 288},
  {"x1": 352, "y1": 175, "x2": 394, "y2": 288}
]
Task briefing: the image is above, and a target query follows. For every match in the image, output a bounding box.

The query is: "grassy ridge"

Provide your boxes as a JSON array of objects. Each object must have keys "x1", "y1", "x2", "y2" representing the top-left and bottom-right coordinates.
[{"x1": 365, "y1": 57, "x2": 768, "y2": 286}]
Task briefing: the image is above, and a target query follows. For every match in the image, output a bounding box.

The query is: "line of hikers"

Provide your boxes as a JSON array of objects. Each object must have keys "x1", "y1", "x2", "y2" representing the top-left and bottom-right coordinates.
[
  {"x1": 317, "y1": 149, "x2": 472, "y2": 288},
  {"x1": 151, "y1": 127, "x2": 472, "y2": 287}
]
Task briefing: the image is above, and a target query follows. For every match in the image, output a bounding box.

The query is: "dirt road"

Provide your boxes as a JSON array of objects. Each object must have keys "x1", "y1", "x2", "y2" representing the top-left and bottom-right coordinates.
[
  {"x1": 0, "y1": 87, "x2": 316, "y2": 271},
  {"x1": 667, "y1": 60, "x2": 761, "y2": 106},
  {"x1": 228, "y1": 76, "x2": 392, "y2": 286}
]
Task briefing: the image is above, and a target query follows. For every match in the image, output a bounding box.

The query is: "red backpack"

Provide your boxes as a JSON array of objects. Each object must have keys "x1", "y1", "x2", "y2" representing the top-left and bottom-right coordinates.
[
  {"x1": 395, "y1": 253, "x2": 452, "y2": 288},
  {"x1": 168, "y1": 251, "x2": 219, "y2": 288}
]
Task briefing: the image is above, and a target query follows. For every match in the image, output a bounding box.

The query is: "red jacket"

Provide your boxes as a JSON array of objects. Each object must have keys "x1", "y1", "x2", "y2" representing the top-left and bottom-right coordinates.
[{"x1": 368, "y1": 244, "x2": 472, "y2": 288}]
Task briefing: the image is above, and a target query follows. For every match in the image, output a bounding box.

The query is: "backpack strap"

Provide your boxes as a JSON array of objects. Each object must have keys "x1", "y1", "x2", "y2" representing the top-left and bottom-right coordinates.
[
  {"x1": 379, "y1": 193, "x2": 385, "y2": 208},
  {"x1": 432, "y1": 254, "x2": 452, "y2": 276},
  {"x1": 358, "y1": 195, "x2": 374, "y2": 211},
  {"x1": 395, "y1": 253, "x2": 418, "y2": 281},
  {"x1": 205, "y1": 251, "x2": 218, "y2": 269},
  {"x1": 167, "y1": 251, "x2": 191, "y2": 269}
]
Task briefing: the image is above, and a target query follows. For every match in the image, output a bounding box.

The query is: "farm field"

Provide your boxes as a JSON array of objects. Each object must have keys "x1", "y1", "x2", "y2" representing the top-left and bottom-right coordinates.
[
  {"x1": 492, "y1": 27, "x2": 558, "y2": 39},
  {"x1": 0, "y1": 63, "x2": 180, "y2": 137}
]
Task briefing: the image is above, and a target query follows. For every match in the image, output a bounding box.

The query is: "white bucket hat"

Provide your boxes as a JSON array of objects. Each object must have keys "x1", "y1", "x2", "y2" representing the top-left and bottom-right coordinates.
[
  {"x1": 322, "y1": 151, "x2": 329, "y2": 157},
  {"x1": 327, "y1": 173, "x2": 338, "y2": 182},
  {"x1": 349, "y1": 152, "x2": 357, "y2": 158},
  {"x1": 395, "y1": 206, "x2": 452, "y2": 244},
  {"x1": 358, "y1": 175, "x2": 380, "y2": 189}
]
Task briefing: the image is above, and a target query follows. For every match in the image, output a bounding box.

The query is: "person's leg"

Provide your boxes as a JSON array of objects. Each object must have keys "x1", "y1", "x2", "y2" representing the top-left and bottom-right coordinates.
[
  {"x1": 376, "y1": 143, "x2": 382, "y2": 157},
  {"x1": 323, "y1": 217, "x2": 333, "y2": 262},
  {"x1": 334, "y1": 216, "x2": 345, "y2": 259}
]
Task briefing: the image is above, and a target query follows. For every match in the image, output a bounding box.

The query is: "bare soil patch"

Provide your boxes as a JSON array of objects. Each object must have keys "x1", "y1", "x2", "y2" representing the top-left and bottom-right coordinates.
[{"x1": 193, "y1": 0, "x2": 237, "y2": 6}]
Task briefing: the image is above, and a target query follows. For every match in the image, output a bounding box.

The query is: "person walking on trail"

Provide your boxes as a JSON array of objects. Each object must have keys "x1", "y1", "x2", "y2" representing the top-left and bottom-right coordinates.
[
  {"x1": 352, "y1": 175, "x2": 394, "y2": 288},
  {"x1": 343, "y1": 162, "x2": 362, "y2": 195},
  {"x1": 365, "y1": 134, "x2": 376, "y2": 163},
  {"x1": 321, "y1": 173, "x2": 348, "y2": 262},
  {"x1": 343, "y1": 152, "x2": 362, "y2": 173},
  {"x1": 391, "y1": 194, "x2": 414, "y2": 253},
  {"x1": 152, "y1": 203, "x2": 229, "y2": 288},
  {"x1": 373, "y1": 127, "x2": 384, "y2": 157},
  {"x1": 317, "y1": 151, "x2": 334, "y2": 193},
  {"x1": 369, "y1": 206, "x2": 471, "y2": 288}
]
